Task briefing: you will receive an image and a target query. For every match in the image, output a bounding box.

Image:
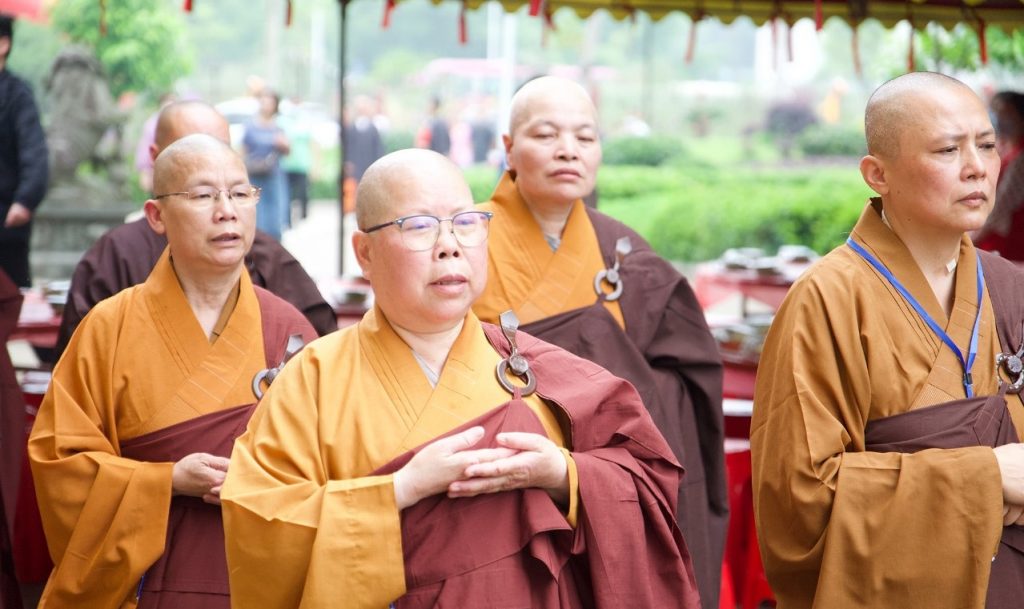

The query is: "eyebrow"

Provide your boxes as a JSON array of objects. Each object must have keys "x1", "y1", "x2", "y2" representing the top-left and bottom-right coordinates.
[{"x1": 529, "y1": 119, "x2": 596, "y2": 131}]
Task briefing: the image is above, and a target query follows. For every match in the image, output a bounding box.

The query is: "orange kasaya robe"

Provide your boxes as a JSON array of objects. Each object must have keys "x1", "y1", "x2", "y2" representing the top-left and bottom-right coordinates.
[
  {"x1": 222, "y1": 306, "x2": 700, "y2": 609},
  {"x1": 752, "y1": 200, "x2": 1024, "y2": 609},
  {"x1": 474, "y1": 171, "x2": 624, "y2": 328},
  {"x1": 27, "y1": 250, "x2": 315, "y2": 609}
]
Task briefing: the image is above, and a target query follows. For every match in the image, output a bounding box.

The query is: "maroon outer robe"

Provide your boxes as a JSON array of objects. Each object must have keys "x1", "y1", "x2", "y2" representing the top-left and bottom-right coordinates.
[
  {"x1": 518, "y1": 209, "x2": 726, "y2": 608},
  {"x1": 862, "y1": 251, "x2": 1024, "y2": 608},
  {"x1": 116, "y1": 287, "x2": 314, "y2": 609},
  {"x1": 374, "y1": 323, "x2": 701, "y2": 609},
  {"x1": 0, "y1": 269, "x2": 24, "y2": 609},
  {"x1": 54, "y1": 219, "x2": 336, "y2": 360}
]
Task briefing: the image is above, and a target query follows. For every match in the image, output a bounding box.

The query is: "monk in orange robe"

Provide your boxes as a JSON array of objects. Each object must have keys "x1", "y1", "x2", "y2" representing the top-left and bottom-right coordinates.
[
  {"x1": 221, "y1": 149, "x2": 699, "y2": 609},
  {"x1": 27, "y1": 134, "x2": 316, "y2": 609},
  {"x1": 752, "y1": 72, "x2": 1024, "y2": 608},
  {"x1": 473, "y1": 75, "x2": 725, "y2": 607}
]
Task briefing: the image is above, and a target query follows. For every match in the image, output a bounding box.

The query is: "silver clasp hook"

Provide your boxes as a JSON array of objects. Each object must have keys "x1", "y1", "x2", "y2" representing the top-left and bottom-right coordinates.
[
  {"x1": 252, "y1": 334, "x2": 306, "y2": 399},
  {"x1": 997, "y1": 323, "x2": 1024, "y2": 394},
  {"x1": 495, "y1": 310, "x2": 536, "y2": 396},
  {"x1": 593, "y1": 236, "x2": 632, "y2": 302}
]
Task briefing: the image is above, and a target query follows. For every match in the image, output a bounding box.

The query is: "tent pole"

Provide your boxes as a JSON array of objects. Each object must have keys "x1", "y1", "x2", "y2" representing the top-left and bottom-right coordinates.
[{"x1": 338, "y1": 0, "x2": 349, "y2": 276}]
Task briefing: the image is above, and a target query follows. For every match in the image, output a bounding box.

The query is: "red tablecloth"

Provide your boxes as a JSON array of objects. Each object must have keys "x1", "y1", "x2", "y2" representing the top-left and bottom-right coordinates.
[
  {"x1": 13, "y1": 390, "x2": 51, "y2": 584},
  {"x1": 723, "y1": 444, "x2": 774, "y2": 609}
]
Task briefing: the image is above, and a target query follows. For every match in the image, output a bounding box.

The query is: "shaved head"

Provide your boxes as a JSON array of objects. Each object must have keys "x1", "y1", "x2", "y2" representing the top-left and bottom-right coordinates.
[
  {"x1": 153, "y1": 100, "x2": 231, "y2": 158},
  {"x1": 508, "y1": 76, "x2": 597, "y2": 137},
  {"x1": 355, "y1": 149, "x2": 471, "y2": 229},
  {"x1": 152, "y1": 133, "x2": 240, "y2": 195},
  {"x1": 865, "y1": 72, "x2": 977, "y2": 158}
]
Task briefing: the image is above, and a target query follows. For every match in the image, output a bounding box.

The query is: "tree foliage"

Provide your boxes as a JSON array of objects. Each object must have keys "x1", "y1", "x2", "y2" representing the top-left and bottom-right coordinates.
[
  {"x1": 49, "y1": 0, "x2": 192, "y2": 97},
  {"x1": 915, "y1": 23, "x2": 1024, "y2": 72}
]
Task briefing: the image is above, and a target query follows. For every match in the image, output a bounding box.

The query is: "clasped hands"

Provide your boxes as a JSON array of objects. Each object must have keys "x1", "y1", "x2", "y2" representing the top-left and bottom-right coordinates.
[
  {"x1": 393, "y1": 426, "x2": 569, "y2": 510},
  {"x1": 993, "y1": 443, "x2": 1024, "y2": 526},
  {"x1": 172, "y1": 452, "x2": 230, "y2": 505}
]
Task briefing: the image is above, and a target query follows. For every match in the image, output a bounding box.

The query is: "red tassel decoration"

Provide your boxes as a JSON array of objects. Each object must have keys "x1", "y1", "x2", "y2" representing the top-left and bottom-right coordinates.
[
  {"x1": 183, "y1": 0, "x2": 193, "y2": 11},
  {"x1": 907, "y1": 21, "x2": 914, "y2": 72},
  {"x1": 851, "y1": 23, "x2": 862, "y2": 77},
  {"x1": 382, "y1": 0, "x2": 396, "y2": 28},
  {"x1": 786, "y1": 19, "x2": 794, "y2": 62},
  {"x1": 543, "y1": 8, "x2": 556, "y2": 32},
  {"x1": 286, "y1": 0, "x2": 293, "y2": 26},
  {"x1": 99, "y1": 0, "x2": 107, "y2": 35},
  {"x1": 458, "y1": 3, "x2": 467, "y2": 44},
  {"x1": 529, "y1": 0, "x2": 542, "y2": 17},
  {"x1": 685, "y1": 15, "x2": 699, "y2": 64},
  {"x1": 814, "y1": 0, "x2": 822, "y2": 30},
  {"x1": 977, "y1": 19, "x2": 987, "y2": 65}
]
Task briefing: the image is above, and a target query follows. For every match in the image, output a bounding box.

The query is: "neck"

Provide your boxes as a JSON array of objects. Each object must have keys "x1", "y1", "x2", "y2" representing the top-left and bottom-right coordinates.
[
  {"x1": 516, "y1": 186, "x2": 575, "y2": 240},
  {"x1": 391, "y1": 318, "x2": 465, "y2": 378},
  {"x1": 883, "y1": 209, "x2": 961, "y2": 317},
  {"x1": 172, "y1": 261, "x2": 244, "y2": 337}
]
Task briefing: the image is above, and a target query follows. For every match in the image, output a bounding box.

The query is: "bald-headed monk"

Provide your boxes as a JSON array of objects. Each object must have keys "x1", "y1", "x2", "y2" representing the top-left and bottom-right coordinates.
[
  {"x1": 27, "y1": 134, "x2": 317, "y2": 608},
  {"x1": 221, "y1": 149, "x2": 700, "y2": 609},
  {"x1": 473, "y1": 75, "x2": 725, "y2": 607},
  {"x1": 752, "y1": 72, "x2": 1024, "y2": 608},
  {"x1": 54, "y1": 100, "x2": 336, "y2": 361}
]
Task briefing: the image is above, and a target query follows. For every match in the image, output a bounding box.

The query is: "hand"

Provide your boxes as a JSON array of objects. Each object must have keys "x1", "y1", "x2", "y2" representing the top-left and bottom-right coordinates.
[
  {"x1": 994, "y1": 443, "x2": 1024, "y2": 505},
  {"x1": 172, "y1": 453, "x2": 230, "y2": 505},
  {"x1": 1003, "y1": 504, "x2": 1024, "y2": 526},
  {"x1": 393, "y1": 426, "x2": 515, "y2": 510},
  {"x1": 453, "y1": 432, "x2": 569, "y2": 505},
  {"x1": 4, "y1": 203, "x2": 31, "y2": 228}
]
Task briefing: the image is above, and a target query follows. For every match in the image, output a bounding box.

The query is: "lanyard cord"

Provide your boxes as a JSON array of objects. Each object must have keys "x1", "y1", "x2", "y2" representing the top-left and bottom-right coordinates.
[{"x1": 847, "y1": 238, "x2": 984, "y2": 398}]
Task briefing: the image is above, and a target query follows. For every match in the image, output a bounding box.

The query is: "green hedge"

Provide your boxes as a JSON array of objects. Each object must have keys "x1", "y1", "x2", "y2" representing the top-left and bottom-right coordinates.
[
  {"x1": 798, "y1": 125, "x2": 867, "y2": 158},
  {"x1": 601, "y1": 136, "x2": 686, "y2": 166}
]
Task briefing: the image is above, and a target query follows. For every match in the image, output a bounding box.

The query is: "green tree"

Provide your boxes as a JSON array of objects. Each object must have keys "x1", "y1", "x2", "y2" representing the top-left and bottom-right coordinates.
[
  {"x1": 49, "y1": 0, "x2": 192, "y2": 97},
  {"x1": 915, "y1": 23, "x2": 1024, "y2": 72}
]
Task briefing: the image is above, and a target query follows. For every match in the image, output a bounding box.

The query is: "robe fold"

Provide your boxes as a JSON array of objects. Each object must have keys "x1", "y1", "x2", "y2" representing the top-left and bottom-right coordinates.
[
  {"x1": 221, "y1": 307, "x2": 699, "y2": 609},
  {"x1": 752, "y1": 199, "x2": 1024, "y2": 609},
  {"x1": 27, "y1": 251, "x2": 317, "y2": 609},
  {"x1": 474, "y1": 172, "x2": 726, "y2": 608}
]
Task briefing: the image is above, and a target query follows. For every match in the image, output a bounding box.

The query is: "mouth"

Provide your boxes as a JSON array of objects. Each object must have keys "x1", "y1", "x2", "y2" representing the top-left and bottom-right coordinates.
[
  {"x1": 958, "y1": 191, "x2": 989, "y2": 205},
  {"x1": 550, "y1": 168, "x2": 582, "y2": 178},
  {"x1": 431, "y1": 274, "x2": 468, "y2": 286},
  {"x1": 212, "y1": 232, "x2": 242, "y2": 243}
]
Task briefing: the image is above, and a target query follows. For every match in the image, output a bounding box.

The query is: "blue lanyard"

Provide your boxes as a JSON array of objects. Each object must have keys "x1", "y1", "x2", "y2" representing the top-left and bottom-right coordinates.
[{"x1": 846, "y1": 238, "x2": 984, "y2": 398}]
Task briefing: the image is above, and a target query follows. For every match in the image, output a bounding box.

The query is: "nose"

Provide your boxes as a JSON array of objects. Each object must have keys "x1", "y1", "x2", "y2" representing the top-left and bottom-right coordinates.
[
  {"x1": 212, "y1": 190, "x2": 239, "y2": 220},
  {"x1": 435, "y1": 219, "x2": 461, "y2": 259},
  {"x1": 961, "y1": 143, "x2": 989, "y2": 182},
  {"x1": 555, "y1": 133, "x2": 580, "y2": 161}
]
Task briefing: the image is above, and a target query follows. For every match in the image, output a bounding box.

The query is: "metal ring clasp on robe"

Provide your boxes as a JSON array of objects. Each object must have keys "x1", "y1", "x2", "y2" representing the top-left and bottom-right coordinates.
[
  {"x1": 593, "y1": 236, "x2": 632, "y2": 302},
  {"x1": 252, "y1": 334, "x2": 307, "y2": 399},
  {"x1": 997, "y1": 324, "x2": 1024, "y2": 394},
  {"x1": 495, "y1": 310, "x2": 537, "y2": 397}
]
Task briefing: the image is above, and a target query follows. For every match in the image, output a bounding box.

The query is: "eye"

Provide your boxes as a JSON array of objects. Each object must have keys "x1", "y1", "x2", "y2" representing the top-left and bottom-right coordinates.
[
  {"x1": 229, "y1": 188, "x2": 253, "y2": 202},
  {"x1": 980, "y1": 142, "x2": 997, "y2": 151},
  {"x1": 453, "y1": 212, "x2": 482, "y2": 227},
  {"x1": 936, "y1": 146, "x2": 958, "y2": 154},
  {"x1": 190, "y1": 190, "x2": 217, "y2": 202},
  {"x1": 401, "y1": 216, "x2": 437, "y2": 232}
]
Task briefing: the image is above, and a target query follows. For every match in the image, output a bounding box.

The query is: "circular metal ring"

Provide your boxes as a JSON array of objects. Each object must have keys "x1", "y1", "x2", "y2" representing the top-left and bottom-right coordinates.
[
  {"x1": 996, "y1": 353, "x2": 1024, "y2": 394},
  {"x1": 593, "y1": 270, "x2": 624, "y2": 301},
  {"x1": 251, "y1": 369, "x2": 270, "y2": 399},
  {"x1": 496, "y1": 359, "x2": 537, "y2": 397}
]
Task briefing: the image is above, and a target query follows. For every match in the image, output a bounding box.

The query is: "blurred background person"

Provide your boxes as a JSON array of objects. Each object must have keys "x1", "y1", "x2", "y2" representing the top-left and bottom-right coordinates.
[
  {"x1": 279, "y1": 95, "x2": 316, "y2": 223},
  {"x1": 975, "y1": 91, "x2": 1024, "y2": 261},
  {"x1": 242, "y1": 88, "x2": 289, "y2": 241}
]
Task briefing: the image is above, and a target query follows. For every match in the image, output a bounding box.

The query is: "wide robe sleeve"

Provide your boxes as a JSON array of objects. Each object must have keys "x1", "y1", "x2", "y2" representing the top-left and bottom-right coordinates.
[
  {"x1": 221, "y1": 347, "x2": 405, "y2": 609},
  {"x1": 750, "y1": 267, "x2": 1004, "y2": 609},
  {"x1": 28, "y1": 301, "x2": 174, "y2": 608}
]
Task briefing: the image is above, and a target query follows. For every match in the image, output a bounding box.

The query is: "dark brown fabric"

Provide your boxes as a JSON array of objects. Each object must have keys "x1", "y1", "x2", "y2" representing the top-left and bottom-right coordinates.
[
  {"x1": 862, "y1": 252, "x2": 1024, "y2": 609},
  {"x1": 115, "y1": 289, "x2": 314, "y2": 609},
  {"x1": 0, "y1": 269, "x2": 23, "y2": 609},
  {"x1": 518, "y1": 209, "x2": 726, "y2": 608},
  {"x1": 55, "y1": 218, "x2": 336, "y2": 360},
  {"x1": 374, "y1": 324, "x2": 700, "y2": 609}
]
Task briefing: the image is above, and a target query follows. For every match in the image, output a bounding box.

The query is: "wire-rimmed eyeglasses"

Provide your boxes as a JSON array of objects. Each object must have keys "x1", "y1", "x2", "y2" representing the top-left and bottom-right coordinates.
[
  {"x1": 362, "y1": 210, "x2": 494, "y2": 251},
  {"x1": 153, "y1": 186, "x2": 261, "y2": 207}
]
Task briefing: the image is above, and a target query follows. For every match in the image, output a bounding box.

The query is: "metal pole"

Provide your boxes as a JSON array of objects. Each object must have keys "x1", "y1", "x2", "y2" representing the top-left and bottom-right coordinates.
[{"x1": 338, "y1": 0, "x2": 348, "y2": 276}]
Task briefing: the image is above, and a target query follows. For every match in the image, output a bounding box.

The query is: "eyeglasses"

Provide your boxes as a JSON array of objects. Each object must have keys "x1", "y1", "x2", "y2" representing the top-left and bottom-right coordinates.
[
  {"x1": 363, "y1": 210, "x2": 494, "y2": 251},
  {"x1": 153, "y1": 186, "x2": 261, "y2": 207}
]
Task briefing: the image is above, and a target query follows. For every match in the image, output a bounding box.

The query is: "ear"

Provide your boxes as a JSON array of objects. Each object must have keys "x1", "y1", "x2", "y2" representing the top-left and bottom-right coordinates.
[
  {"x1": 502, "y1": 133, "x2": 514, "y2": 171},
  {"x1": 143, "y1": 199, "x2": 167, "y2": 235},
  {"x1": 859, "y1": 154, "x2": 890, "y2": 197},
  {"x1": 149, "y1": 142, "x2": 160, "y2": 164},
  {"x1": 352, "y1": 230, "x2": 373, "y2": 280}
]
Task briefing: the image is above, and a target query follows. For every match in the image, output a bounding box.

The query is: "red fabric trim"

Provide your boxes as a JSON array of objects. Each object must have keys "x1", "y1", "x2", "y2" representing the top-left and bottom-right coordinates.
[
  {"x1": 183, "y1": 0, "x2": 193, "y2": 11},
  {"x1": 814, "y1": 0, "x2": 822, "y2": 30},
  {"x1": 382, "y1": 0, "x2": 395, "y2": 29},
  {"x1": 459, "y1": 3, "x2": 467, "y2": 44},
  {"x1": 529, "y1": 0, "x2": 542, "y2": 17}
]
